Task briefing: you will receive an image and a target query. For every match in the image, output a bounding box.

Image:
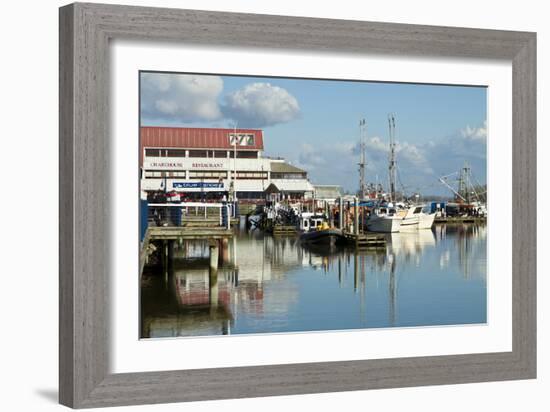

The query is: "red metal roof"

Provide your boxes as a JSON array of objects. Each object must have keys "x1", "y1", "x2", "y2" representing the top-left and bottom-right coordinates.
[{"x1": 140, "y1": 127, "x2": 264, "y2": 151}]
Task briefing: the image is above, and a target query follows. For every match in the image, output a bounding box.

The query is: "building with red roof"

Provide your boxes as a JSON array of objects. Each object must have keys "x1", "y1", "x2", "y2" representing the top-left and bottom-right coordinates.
[{"x1": 140, "y1": 126, "x2": 314, "y2": 202}]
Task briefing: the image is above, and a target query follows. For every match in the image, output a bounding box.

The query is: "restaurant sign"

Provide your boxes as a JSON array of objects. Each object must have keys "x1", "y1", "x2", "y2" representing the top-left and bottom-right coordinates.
[
  {"x1": 144, "y1": 160, "x2": 227, "y2": 170},
  {"x1": 173, "y1": 182, "x2": 224, "y2": 189}
]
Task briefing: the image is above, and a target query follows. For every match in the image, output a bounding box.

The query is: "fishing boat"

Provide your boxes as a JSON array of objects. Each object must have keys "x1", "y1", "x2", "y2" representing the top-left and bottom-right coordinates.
[
  {"x1": 298, "y1": 212, "x2": 326, "y2": 232},
  {"x1": 418, "y1": 211, "x2": 436, "y2": 229},
  {"x1": 400, "y1": 205, "x2": 436, "y2": 230},
  {"x1": 366, "y1": 206, "x2": 403, "y2": 233},
  {"x1": 299, "y1": 227, "x2": 342, "y2": 246},
  {"x1": 298, "y1": 213, "x2": 342, "y2": 245}
]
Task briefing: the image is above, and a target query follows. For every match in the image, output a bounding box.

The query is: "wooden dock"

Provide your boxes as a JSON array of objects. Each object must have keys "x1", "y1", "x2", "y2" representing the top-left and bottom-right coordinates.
[
  {"x1": 140, "y1": 225, "x2": 235, "y2": 277},
  {"x1": 343, "y1": 232, "x2": 386, "y2": 248},
  {"x1": 272, "y1": 224, "x2": 297, "y2": 236},
  {"x1": 147, "y1": 226, "x2": 234, "y2": 241},
  {"x1": 435, "y1": 216, "x2": 487, "y2": 224}
]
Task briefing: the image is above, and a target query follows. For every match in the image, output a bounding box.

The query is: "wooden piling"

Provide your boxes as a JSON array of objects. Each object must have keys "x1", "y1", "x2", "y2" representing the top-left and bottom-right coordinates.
[
  {"x1": 354, "y1": 197, "x2": 359, "y2": 235},
  {"x1": 209, "y1": 241, "x2": 219, "y2": 272},
  {"x1": 339, "y1": 197, "x2": 343, "y2": 229}
]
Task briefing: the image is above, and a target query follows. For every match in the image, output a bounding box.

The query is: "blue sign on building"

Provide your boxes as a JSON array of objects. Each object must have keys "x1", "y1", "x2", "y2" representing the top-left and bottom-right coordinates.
[{"x1": 172, "y1": 182, "x2": 224, "y2": 189}]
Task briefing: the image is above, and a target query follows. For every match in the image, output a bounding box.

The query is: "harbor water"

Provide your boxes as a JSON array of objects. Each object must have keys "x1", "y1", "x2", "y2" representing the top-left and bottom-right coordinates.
[{"x1": 140, "y1": 224, "x2": 486, "y2": 338}]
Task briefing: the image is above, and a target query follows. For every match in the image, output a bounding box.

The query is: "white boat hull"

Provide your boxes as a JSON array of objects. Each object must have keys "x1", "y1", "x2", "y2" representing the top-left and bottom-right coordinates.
[
  {"x1": 367, "y1": 215, "x2": 402, "y2": 233},
  {"x1": 399, "y1": 205, "x2": 436, "y2": 230},
  {"x1": 418, "y1": 213, "x2": 436, "y2": 229},
  {"x1": 399, "y1": 216, "x2": 419, "y2": 231}
]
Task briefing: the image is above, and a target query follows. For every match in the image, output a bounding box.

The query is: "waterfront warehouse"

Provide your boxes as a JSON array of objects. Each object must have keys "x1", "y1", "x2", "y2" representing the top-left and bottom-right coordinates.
[{"x1": 140, "y1": 126, "x2": 314, "y2": 202}]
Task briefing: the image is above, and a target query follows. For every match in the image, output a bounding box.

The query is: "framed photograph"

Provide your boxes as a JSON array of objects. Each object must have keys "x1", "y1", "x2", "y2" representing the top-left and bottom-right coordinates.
[{"x1": 59, "y1": 3, "x2": 536, "y2": 408}]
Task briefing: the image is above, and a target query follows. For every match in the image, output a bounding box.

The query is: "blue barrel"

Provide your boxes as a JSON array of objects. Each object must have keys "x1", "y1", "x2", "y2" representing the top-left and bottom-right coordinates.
[
  {"x1": 170, "y1": 207, "x2": 182, "y2": 226},
  {"x1": 140, "y1": 199, "x2": 148, "y2": 241},
  {"x1": 221, "y1": 201, "x2": 228, "y2": 228}
]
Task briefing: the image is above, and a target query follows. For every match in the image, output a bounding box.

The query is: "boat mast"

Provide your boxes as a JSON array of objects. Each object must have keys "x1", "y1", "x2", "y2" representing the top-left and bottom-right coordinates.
[
  {"x1": 358, "y1": 119, "x2": 367, "y2": 199},
  {"x1": 458, "y1": 160, "x2": 471, "y2": 203},
  {"x1": 388, "y1": 113, "x2": 397, "y2": 203},
  {"x1": 439, "y1": 173, "x2": 466, "y2": 202},
  {"x1": 440, "y1": 161, "x2": 487, "y2": 204}
]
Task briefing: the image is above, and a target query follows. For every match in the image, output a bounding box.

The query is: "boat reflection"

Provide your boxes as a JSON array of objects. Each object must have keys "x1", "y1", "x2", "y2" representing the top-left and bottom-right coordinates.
[{"x1": 140, "y1": 224, "x2": 486, "y2": 338}]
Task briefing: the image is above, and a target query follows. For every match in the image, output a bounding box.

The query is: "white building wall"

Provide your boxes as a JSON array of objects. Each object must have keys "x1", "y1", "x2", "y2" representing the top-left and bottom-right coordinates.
[{"x1": 141, "y1": 155, "x2": 312, "y2": 194}]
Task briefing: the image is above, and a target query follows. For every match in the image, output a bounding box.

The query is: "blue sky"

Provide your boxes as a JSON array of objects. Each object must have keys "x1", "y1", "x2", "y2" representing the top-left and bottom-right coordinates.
[{"x1": 140, "y1": 72, "x2": 487, "y2": 196}]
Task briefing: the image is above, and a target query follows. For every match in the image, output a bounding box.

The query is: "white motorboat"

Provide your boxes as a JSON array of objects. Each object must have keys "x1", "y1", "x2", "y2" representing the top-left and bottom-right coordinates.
[
  {"x1": 399, "y1": 205, "x2": 436, "y2": 230},
  {"x1": 366, "y1": 207, "x2": 402, "y2": 233},
  {"x1": 418, "y1": 211, "x2": 436, "y2": 229},
  {"x1": 298, "y1": 212, "x2": 328, "y2": 232}
]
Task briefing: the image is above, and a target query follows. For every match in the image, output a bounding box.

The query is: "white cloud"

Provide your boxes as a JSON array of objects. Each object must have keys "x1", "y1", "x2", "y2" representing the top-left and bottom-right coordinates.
[
  {"x1": 297, "y1": 143, "x2": 325, "y2": 170},
  {"x1": 423, "y1": 121, "x2": 487, "y2": 190},
  {"x1": 290, "y1": 120, "x2": 486, "y2": 194},
  {"x1": 460, "y1": 120, "x2": 487, "y2": 141},
  {"x1": 330, "y1": 141, "x2": 356, "y2": 155},
  {"x1": 222, "y1": 82, "x2": 300, "y2": 128},
  {"x1": 141, "y1": 73, "x2": 223, "y2": 123}
]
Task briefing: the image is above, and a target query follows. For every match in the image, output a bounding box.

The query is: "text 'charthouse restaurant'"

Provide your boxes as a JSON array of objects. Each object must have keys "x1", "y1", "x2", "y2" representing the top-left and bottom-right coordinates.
[{"x1": 140, "y1": 126, "x2": 314, "y2": 202}]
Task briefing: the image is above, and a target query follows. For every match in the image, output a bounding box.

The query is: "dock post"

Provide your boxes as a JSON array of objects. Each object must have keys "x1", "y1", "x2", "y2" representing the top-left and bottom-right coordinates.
[
  {"x1": 209, "y1": 265, "x2": 219, "y2": 310},
  {"x1": 354, "y1": 197, "x2": 359, "y2": 235},
  {"x1": 226, "y1": 204, "x2": 231, "y2": 229},
  {"x1": 209, "y1": 241, "x2": 219, "y2": 272},
  {"x1": 339, "y1": 197, "x2": 343, "y2": 229},
  {"x1": 354, "y1": 253, "x2": 359, "y2": 293},
  {"x1": 161, "y1": 240, "x2": 171, "y2": 281},
  {"x1": 167, "y1": 240, "x2": 174, "y2": 275},
  {"x1": 220, "y1": 238, "x2": 229, "y2": 264},
  {"x1": 208, "y1": 240, "x2": 220, "y2": 309},
  {"x1": 232, "y1": 235, "x2": 238, "y2": 269}
]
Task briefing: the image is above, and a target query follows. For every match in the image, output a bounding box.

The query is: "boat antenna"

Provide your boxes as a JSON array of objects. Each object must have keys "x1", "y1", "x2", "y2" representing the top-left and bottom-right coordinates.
[
  {"x1": 358, "y1": 119, "x2": 367, "y2": 199},
  {"x1": 388, "y1": 113, "x2": 397, "y2": 203}
]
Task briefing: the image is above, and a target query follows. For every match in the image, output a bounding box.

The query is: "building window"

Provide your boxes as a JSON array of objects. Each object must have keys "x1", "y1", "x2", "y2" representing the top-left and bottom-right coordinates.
[
  {"x1": 231, "y1": 171, "x2": 267, "y2": 179},
  {"x1": 145, "y1": 148, "x2": 162, "y2": 157},
  {"x1": 189, "y1": 171, "x2": 228, "y2": 179},
  {"x1": 144, "y1": 170, "x2": 166, "y2": 178},
  {"x1": 166, "y1": 149, "x2": 186, "y2": 157},
  {"x1": 214, "y1": 151, "x2": 228, "y2": 158},
  {"x1": 237, "y1": 151, "x2": 258, "y2": 158},
  {"x1": 271, "y1": 172, "x2": 306, "y2": 179},
  {"x1": 229, "y1": 151, "x2": 258, "y2": 159},
  {"x1": 144, "y1": 170, "x2": 186, "y2": 178},
  {"x1": 188, "y1": 150, "x2": 208, "y2": 158}
]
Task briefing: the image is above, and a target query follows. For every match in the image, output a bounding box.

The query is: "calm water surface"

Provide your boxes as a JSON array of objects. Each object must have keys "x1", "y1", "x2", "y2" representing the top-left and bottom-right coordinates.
[{"x1": 140, "y1": 224, "x2": 486, "y2": 338}]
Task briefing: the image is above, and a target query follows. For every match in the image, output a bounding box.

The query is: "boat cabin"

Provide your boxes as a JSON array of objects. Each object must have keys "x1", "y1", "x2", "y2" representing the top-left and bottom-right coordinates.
[
  {"x1": 298, "y1": 213, "x2": 327, "y2": 232},
  {"x1": 375, "y1": 206, "x2": 399, "y2": 217}
]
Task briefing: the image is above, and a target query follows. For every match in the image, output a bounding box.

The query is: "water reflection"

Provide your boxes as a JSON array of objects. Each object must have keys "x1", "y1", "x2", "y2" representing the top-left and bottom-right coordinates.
[{"x1": 141, "y1": 224, "x2": 487, "y2": 338}]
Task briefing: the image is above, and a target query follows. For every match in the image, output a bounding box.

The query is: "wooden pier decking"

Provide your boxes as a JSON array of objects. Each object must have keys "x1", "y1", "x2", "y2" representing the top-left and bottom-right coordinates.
[
  {"x1": 140, "y1": 225, "x2": 234, "y2": 276},
  {"x1": 434, "y1": 216, "x2": 487, "y2": 224},
  {"x1": 272, "y1": 224, "x2": 297, "y2": 236},
  {"x1": 343, "y1": 232, "x2": 387, "y2": 248},
  {"x1": 148, "y1": 226, "x2": 234, "y2": 240}
]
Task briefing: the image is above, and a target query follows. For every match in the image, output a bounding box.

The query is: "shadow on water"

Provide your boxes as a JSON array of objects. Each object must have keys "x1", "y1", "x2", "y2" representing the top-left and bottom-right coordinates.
[{"x1": 140, "y1": 224, "x2": 487, "y2": 338}]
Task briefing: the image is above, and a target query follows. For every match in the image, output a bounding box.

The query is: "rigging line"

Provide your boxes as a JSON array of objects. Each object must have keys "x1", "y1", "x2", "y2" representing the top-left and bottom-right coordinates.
[
  {"x1": 471, "y1": 173, "x2": 487, "y2": 197},
  {"x1": 395, "y1": 165, "x2": 408, "y2": 197}
]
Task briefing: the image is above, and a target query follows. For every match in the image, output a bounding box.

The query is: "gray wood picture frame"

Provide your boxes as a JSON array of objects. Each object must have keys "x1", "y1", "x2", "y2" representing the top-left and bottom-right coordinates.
[{"x1": 59, "y1": 2, "x2": 536, "y2": 409}]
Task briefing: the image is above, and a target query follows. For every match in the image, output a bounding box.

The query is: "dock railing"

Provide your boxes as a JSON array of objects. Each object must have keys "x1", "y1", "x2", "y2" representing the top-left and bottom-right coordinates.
[{"x1": 147, "y1": 202, "x2": 234, "y2": 229}]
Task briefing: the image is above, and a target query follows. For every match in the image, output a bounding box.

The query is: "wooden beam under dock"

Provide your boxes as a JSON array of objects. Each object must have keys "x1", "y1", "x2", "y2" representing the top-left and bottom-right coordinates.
[{"x1": 343, "y1": 231, "x2": 386, "y2": 248}]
